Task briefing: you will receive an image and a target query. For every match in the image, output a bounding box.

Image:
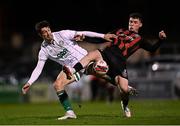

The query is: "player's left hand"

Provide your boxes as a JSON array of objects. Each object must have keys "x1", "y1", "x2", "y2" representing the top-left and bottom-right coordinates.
[
  {"x1": 104, "y1": 33, "x2": 117, "y2": 42},
  {"x1": 159, "y1": 30, "x2": 167, "y2": 40},
  {"x1": 22, "y1": 83, "x2": 30, "y2": 95}
]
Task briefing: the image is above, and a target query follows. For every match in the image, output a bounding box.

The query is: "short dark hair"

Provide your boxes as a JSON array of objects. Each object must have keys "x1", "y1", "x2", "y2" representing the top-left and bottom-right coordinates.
[
  {"x1": 129, "y1": 12, "x2": 143, "y2": 23},
  {"x1": 35, "y1": 20, "x2": 50, "y2": 34}
]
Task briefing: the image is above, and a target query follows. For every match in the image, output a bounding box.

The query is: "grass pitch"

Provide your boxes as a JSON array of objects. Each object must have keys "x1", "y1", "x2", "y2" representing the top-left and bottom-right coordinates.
[{"x1": 0, "y1": 99, "x2": 180, "y2": 125}]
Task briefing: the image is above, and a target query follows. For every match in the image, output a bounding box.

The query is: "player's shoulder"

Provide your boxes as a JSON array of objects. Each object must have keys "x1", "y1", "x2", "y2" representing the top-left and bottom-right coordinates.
[
  {"x1": 53, "y1": 30, "x2": 76, "y2": 37},
  {"x1": 55, "y1": 29, "x2": 75, "y2": 34},
  {"x1": 39, "y1": 43, "x2": 47, "y2": 55}
]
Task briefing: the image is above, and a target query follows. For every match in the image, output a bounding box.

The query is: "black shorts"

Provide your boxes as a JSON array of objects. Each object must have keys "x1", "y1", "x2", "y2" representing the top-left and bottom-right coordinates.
[{"x1": 98, "y1": 46, "x2": 128, "y2": 84}]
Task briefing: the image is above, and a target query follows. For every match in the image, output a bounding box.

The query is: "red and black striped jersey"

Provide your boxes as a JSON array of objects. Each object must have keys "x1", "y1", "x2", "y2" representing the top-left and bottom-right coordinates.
[
  {"x1": 110, "y1": 28, "x2": 141, "y2": 58},
  {"x1": 109, "y1": 28, "x2": 163, "y2": 59}
]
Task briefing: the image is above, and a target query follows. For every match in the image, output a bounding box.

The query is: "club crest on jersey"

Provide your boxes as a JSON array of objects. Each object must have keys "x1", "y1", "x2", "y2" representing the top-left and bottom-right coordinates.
[{"x1": 58, "y1": 40, "x2": 64, "y2": 45}]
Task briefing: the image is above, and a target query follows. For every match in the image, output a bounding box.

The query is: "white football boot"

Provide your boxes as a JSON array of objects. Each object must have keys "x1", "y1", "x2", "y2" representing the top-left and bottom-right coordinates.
[
  {"x1": 121, "y1": 101, "x2": 131, "y2": 118},
  {"x1": 58, "y1": 110, "x2": 77, "y2": 120}
]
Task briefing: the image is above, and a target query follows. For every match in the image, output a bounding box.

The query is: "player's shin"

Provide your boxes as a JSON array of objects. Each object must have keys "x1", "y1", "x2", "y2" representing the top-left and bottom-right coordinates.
[
  {"x1": 120, "y1": 93, "x2": 129, "y2": 107},
  {"x1": 120, "y1": 92, "x2": 131, "y2": 117},
  {"x1": 57, "y1": 90, "x2": 73, "y2": 111}
]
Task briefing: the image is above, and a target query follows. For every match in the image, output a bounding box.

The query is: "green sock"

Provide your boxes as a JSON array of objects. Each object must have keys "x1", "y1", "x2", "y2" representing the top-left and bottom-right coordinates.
[{"x1": 57, "y1": 90, "x2": 73, "y2": 111}]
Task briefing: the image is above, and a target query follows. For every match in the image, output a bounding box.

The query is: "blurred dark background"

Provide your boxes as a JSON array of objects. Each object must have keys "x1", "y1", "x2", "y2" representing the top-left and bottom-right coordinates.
[{"x1": 0, "y1": 0, "x2": 179, "y2": 44}]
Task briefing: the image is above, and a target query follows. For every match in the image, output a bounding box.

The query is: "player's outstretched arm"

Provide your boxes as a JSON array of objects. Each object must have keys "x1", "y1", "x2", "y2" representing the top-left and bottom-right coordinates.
[
  {"x1": 21, "y1": 60, "x2": 46, "y2": 94},
  {"x1": 75, "y1": 31, "x2": 117, "y2": 42}
]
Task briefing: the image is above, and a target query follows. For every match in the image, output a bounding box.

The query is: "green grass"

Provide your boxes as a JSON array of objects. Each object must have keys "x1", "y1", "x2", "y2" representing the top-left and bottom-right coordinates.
[{"x1": 0, "y1": 99, "x2": 180, "y2": 125}]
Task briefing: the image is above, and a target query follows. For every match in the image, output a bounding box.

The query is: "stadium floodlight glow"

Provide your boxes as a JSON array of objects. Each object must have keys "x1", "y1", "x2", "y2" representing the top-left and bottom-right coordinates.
[{"x1": 152, "y1": 63, "x2": 159, "y2": 71}]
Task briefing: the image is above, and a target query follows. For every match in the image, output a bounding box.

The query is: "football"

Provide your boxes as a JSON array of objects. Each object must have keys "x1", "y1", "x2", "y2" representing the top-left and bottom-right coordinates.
[{"x1": 93, "y1": 60, "x2": 109, "y2": 76}]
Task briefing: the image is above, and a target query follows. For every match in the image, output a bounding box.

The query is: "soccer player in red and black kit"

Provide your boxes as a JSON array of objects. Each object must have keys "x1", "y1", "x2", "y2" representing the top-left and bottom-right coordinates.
[{"x1": 63, "y1": 12, "x2": 167, "y2": 118}]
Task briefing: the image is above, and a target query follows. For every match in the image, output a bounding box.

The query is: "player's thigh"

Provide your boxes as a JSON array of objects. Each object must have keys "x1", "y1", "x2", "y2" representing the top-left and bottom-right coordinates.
[{"x1": 87, "y1": 50, "x2": 103, "y2": 61}]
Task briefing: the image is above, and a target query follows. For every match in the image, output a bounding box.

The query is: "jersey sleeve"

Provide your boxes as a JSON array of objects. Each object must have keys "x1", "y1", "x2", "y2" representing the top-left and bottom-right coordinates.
[
  {"x1": 38, "y1": 47, "x2": 48, "y2": 61},
  {"x1": 140, "y1": 35, "x2": 164, "y2": 52},
  {"x1": 76, "y1": 31, "x2": 104, "y2": 38},
  {"x1": 60, "y1": 30, "x2": 76, "y2": 40},
  {"x1": 27, "y1": 60, "x2": 46, "y2": 85},
  {"x1": 60, "y1": 30, "x2": 105, "y2": 40},
  {"x1": 27, "y1": 48, "x2": 47, "y2": 85}
]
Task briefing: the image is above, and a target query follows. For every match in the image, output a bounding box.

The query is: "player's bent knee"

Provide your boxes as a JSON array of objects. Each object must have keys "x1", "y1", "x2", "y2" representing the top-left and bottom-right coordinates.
[
  {"x1": 117, "y1": 84, "x2": 129, "y2": 94},
  {"x1": 87, "y1": 50, "x2": 101, "y2": 60},
  {"x1": 53, "y1": 77, "x2": 73, "y2": 91},
  {"x1": 53, "y1": 79, "x2": 64, "y2": 91},
  {"x1": 123, "y1": 86, "x2": 129, "y2": 93}
]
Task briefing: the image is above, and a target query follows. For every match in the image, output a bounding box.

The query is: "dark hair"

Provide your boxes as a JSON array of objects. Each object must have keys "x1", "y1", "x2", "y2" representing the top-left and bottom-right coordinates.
[
  {"x1": 35, "y1": 20, "x2": 50, "y2": 34},
  {"x1": 129, "y1": 12, "x2": 143, "y2": 23}
]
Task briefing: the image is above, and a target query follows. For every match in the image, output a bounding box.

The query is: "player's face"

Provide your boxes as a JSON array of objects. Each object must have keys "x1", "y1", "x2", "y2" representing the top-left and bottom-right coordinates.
[
  {"x1": 128, "y1": 18, "x2": 142, "y2": 33},
  {"x1": 40, "y1": 27, "x2": 53, "y2": 42}
]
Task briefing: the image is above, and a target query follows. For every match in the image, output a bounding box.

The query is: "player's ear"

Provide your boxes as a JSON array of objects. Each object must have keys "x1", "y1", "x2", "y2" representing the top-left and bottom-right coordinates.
[{"x1": 139, "y1": 22, "x2": 143, "y2": 28}]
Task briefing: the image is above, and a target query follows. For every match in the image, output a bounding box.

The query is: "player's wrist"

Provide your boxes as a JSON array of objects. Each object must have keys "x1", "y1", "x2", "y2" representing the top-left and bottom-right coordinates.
[{"x1": 27, "y1": 82, "x2": 32, "y2": 86}]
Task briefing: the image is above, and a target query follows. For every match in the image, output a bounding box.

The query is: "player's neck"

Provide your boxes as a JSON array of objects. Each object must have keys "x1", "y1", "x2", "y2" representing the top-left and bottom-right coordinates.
[{"x1": 46, "y1": 39, "x2": 54, "y2": 44}]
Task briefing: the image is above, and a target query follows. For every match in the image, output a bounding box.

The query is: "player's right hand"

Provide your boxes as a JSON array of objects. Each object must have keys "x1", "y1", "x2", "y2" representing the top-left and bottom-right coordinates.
[
  {"x1": 104, "y1": 33, "x2": 117, "y2": 42},
  {"x1": 22, "y1": 83, "x2": 30, "y2": 95},
  {"x1": 74, "y1": 34, "x2": 85, "y2": 41}
]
